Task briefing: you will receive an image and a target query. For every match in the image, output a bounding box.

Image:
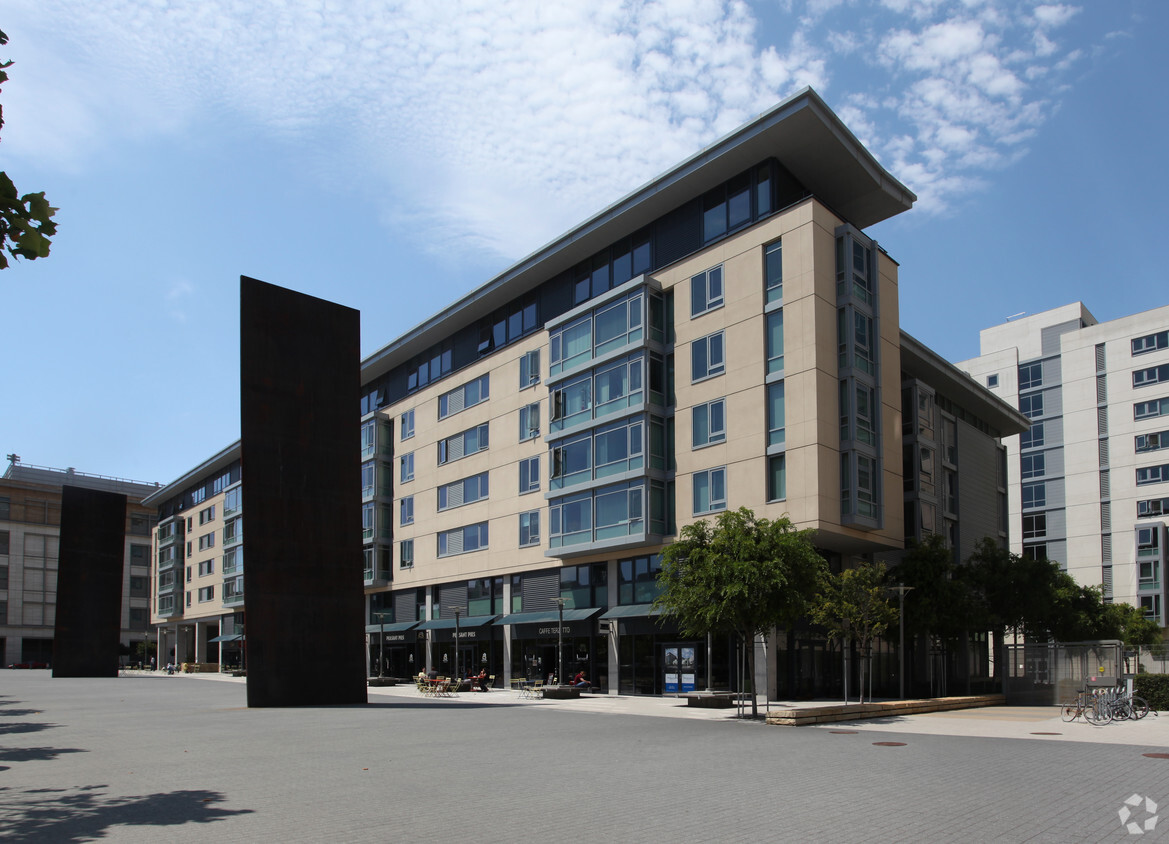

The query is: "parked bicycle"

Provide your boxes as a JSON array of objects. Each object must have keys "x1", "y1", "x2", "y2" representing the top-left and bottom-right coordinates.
[{"x1": 1061, "y1": 689, "x2": 1112, "y2": 725}]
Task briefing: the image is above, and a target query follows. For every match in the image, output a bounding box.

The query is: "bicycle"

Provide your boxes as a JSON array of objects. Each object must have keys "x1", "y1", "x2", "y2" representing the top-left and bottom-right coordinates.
[{"x1": 1060, "y1": 689, "x2": 1112, "y2": 725}]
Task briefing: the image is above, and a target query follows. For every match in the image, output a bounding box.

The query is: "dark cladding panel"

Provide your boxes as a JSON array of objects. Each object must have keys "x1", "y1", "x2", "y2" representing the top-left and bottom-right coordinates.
[
  {"x1": 240, "y1": 276, "x2": 367, "y2": 707},
  {"x1": 53, "y1": 486, "x2": 126, "y2": 677}
]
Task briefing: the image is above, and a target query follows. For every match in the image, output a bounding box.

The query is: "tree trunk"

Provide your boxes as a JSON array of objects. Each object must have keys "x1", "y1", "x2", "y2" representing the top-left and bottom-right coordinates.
[{"x1": 747, "y1": 633, "x2": 758, "y2": 718}]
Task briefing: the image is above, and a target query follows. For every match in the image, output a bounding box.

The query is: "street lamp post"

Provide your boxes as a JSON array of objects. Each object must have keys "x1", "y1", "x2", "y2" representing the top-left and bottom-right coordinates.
[
  {"x1": 373, "y1": 611, "x2": 387, "y2": 679},
  {"x1": 554, "y1": 598, "x2": 565, "y2": 686},
  {"x1": 454, "y1": 609, "x2": 461, "y2": 679},
  {"x1": 887, "y1": 585, "x2": 914, "y2": 699}
]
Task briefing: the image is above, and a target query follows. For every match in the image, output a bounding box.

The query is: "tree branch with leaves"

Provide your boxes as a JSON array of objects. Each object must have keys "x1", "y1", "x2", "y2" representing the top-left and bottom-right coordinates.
[
  {"x1": 1, "y1": 28, "x2": 58, "y2": 269},
  {"x1": 811, "y1": 561, "x2": 898, "y2": 703}
]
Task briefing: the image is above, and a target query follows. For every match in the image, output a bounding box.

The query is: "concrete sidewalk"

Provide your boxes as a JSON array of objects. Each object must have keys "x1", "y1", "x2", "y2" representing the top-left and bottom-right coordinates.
[{"x1": 5, "y1": 670, "x2": 1169, "y2": 843}]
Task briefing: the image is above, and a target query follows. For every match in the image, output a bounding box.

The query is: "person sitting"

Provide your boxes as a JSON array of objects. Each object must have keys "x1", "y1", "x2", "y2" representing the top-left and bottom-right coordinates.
[
  {"x1": 474, "y1": 668, "x2": 489, "y2": 692},
  {"x1": 572, "y1": 670, "x2": 589, "y2": 690}
]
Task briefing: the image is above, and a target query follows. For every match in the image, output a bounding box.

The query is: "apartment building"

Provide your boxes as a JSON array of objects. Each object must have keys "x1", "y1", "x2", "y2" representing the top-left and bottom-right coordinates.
[
  {"x1": 959, "y1": 303, "x2": 1169, "y2": 626},
  {"x1": 143, "y1": 443, "x2": 242, "y2": 668},
  {"x1": 147, "y1": 88, "x2": 1024, "y2": 697},
  {"x1": 0, "y1": 456, "x2": 158, "y2": 666}
]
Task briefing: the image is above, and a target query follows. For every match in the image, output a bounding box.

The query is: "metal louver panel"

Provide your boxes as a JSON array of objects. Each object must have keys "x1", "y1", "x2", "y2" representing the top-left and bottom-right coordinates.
[
  {"x1": 1096, "y1": 375, "x2": 1107, "y2": 404},
  {"x1": 1101, "y1": 534, "x2": 1112, "y2": 564},
  {"x1": 1099, "y1": 469, "x2": 1110, "y2": 498},
  {"x1": 1095, "y1": 343, "x2": 1106, "y2": 373},
  {"x1": 1101, "y1": 564, "x2": 1113, "y2": 594},
  {"x1": 1097, "y1": 406, "x2": 1108, "y2": 435},
  {"x1": 1100, "y1": 501, "x2": 1111, "y2": 532},
  {"x1": 1099, "y1": 438, "x2": 1109, "y2": 468}
]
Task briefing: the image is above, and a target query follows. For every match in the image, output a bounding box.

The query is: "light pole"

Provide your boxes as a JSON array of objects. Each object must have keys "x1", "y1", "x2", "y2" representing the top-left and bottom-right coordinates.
[
  {"x1": 454, "y1": 609, "x2": 461, "y2": 679},
  {"x1": 373, "y1": 610, "x2": 388, "y2": 679},
  {"x1": 554, "y1": 598, "x2": 565, "y2": 686},
  {"x1": 887, "y1": 585, "x2": 914, "y2": 699}
]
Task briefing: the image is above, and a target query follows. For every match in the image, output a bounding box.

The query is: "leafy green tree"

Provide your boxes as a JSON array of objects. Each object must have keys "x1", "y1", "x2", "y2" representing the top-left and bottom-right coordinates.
[
  {"x1": 654, "y1": 507, "x2": 826, "y2": 717},
  {"x1": 811, "y1": 561, "x2": 898, "y2": 703},
  {"x1": 894, "y1": 534, "x2": 974, "y2": 643},
  {"x1": 1, "y1": 28, "x2": 58, "y2": 269}
]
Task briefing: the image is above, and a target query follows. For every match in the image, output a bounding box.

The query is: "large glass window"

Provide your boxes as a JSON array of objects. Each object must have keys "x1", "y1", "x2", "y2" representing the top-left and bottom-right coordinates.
[
  {"x1": 1133, "y1": 331, "x2": 1169, "y2": 356},
  {"x1": 1022, "y1": 482, "x2": 1047, "y2": 508},
  {"x1": 438, "y1": 423, "x2": 489, "y2": 464},
  {"x1": 520, "y1": 350, "x2": 540, "y2": 388},
  {"x1": 767, "y1": 454, "x2": 786, "y2": 502},
  {"x1": 437, "y1": 522, "x2": 489, "y2": 557},
  {"x1": 399, "y1": 540, "x2": 414, "y2": 570},
  {"x1": 1021, "y1": 453, "x2": 1045, "y2": 479},
  {"x1": 766, "y1": 310, "x2": 784, "y2": 375},
  {"x1": 594, "y1": 482, "x2": 644, "y2": 541},
  {"x1": 1138, "y1": 497, "x2": 1169, "y2": 518},
  {"x1": 1137, "y1": 465, "x2": 1168, "y2": 486},
  {"x1": 519, "y1": 403, "x2": 541, "y2": 441},
  {"x1": 400, "y1": 452, "x2": 414, "y2": 483},
  {"x1": 764, "y1": 241, "x2": 782, "y2": 304},
  {"x1": 1019, "y1": 362, "x2": 1043, "y2": 390},
  {"x1": 519, "y1": 511, "x2": 541, "y2": 548},
  {"x1": 693, "y1": 467, "x2": 727, "y2": 514},
  {"x1": 438, "y1": 374, "x2": 489, "y2": 419},
  {"x1": 767, "y1": 382, "x2": 785, "y2": 447},
  {"x1": 1020, "y1": 393, "x2": 1044, "y2": 419},
  {"x1": 1136, "y1": 432, "x2": 1167, "y2": 453},
  {"x1": 855, "y1": 454, "x2": 877, "y2": 518},
  {"x1": 691, "y1": 332, "x2": 725, "y2": 382},
  {"x1": 594, "y1": 356, "x2": 644, "y2": 418},
  {"x1": 690, "y1": 266, "x2": 723, "y2": 317},
  {"x1": 519, "y1": 457, "x2": 541, "y2": 495},
  {"x1": 618, "y1": 555, "x2": 662, "y2": 605},
  {"x1": 438, "y1": 472, "x2": 489, "y2": 511},
  {"x1": 551, "y1": 417, "x2": 647, "y2": 490},
  {"x1": 1020, "y1": 422, "x2": 1044, "y2": 449},
  {"x1": 692, "y1": 399, "x2": 726, "y2": 448},
  {"x1": 549, "y1": 492, "x2": 592, "y2": 548},
  {"x1": 401, "y1": 409, "x2": 415, "y2": 440},
  {"x1": 1134, "y1": 364, "x2": 1169, "y2": 388}
]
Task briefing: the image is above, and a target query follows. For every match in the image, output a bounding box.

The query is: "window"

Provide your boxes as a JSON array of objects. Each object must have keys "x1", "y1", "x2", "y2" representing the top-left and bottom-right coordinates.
[
  {"x1": 1137, "y1": 465, "x2": 1169, "y2": 486},
  {"x1": 690, "y1": 265, "x2": 724, "y2": 317},
  {"x1": 191, "y1": 486, "x2": 206, "y2": 505},
  {"x1": 1018, "y1": 362, "x2": 1043, "y2": 390},
  {"x1": 400, "y1": 496, "x2": 414, "y2": 525},
  {"x1": 519, "y1": 403, "x2": 540, "y2": 441},
  {"x1": 519, "y1": 457, "x2": 540, "y2": 494},
  {"x1": 1022, "y1": 482, "x2": 1046, "y2": 509},
  {"x1": 1134, "y1": 364, "x2": 1169, "y2": 388},
  {"x1": 400, "y1": 539, "x2": 414, "y2": 570},
  {"x1": 198, "y1": 505, "x2": 216, "y2": 525},
  {"x1": 0, "y1": 531, "x2": 7, "y2": 556},
  {"x1": 1020, "y1": 453, "x2": 1045, "y2": 479},
  {"x1": 198, "y1": 559, "x2": 214, "y2": 577},
  {"x1": 1133, "y1": 330, "x2": 1169, "y2": 355},
  {"x1": 1140, "y1": 595, "x2": 1162, "y2": 621},
  {"x1": 549, "y1": 491, "x2": 592, "y2": 548},
  {"x1": 767, "y1": 454, "x2": 786, "y2": 502},
  {"x1": 594, "y1": 482, "x2": 644, "y2": 541},
  {"x1": 1022, "y1": 514, "x2": 1046, "y2": 539},
  {"x1": 401, "y1": 409, "x2": 415, "y2": 440},
  {"x1": 768, "y1": 382, "x2": 786, "y2": 447},
  {"x1": 1020, "y1": 423, "x2": 1044, "y2": 449},
  {"x1": 438, "y1": 423, "x2": 489, "y2": 464},
  {"x1": 212, "y1": 472, "x2": 232, "y2": 494},
  {"x1": 186, "y1": 591, "x2": 192, "y2": 607},
  {"x1": 198, "y1": 533, "x2": 215, "y2": 551},
  {"x1": 438, "y1": 473, "x2": 489, "y2": 511},
  {"x1": 986, "y1": 374, "x2": 999, "y2": 388},
  {"x1": 1136, "y1": 397, "x2": 1169, "y2": 420},
  {"x1": 519, "y1": 510, "x2": 541, "y2": 548},
  {"x1": 438, "y1": 374, "x2": 489, "y2": 419},
  {"x1": 224, "y1": 485, "x2": 242, "y2": 515},
  {"x1": 764, "y1": 241, "x2": 782, "y2": 304},
  {"x1": 520, "y1": 350, "x2": 541, "y2": 388},
  {"x1": 693, "y1": 467, "x2": 727, "y2": 514},
  {"x1": 400, "y1": 452, "x2": 414, "y2": 483},
  {"x1": 1137, "y1": 432, "x2": 1167, "y2": 453},
  {"x1": 438, "y1": 522, "x2": 489, "y2": 557},
  {"x1": 618, "y1": 554, "x2": 662, "y2": 605},
  {"x1": 362, "y1": 419, "x2": 376, "y2": 457},
  {"x1": 362, "y1": 503, "x2": 375, "y2": 541},
  {"x1": 129, "y1": 544, "x2": 149, "y2": 567},
  {"x1": 691, "y1": 331, "x2": 725, "y2": 381},
  {"x1": 766, "y1": 310, "x2": 784, "y2": 375},
  {"x1": 197, "y1": 585, "x2": 214, "y2": 603},
  {"x1": 1137, "y1": 526, "x2": 1160, "y2": 557},
  {"x1": 692, "y1": 399, "x2": 726, "y2": 448},
  {"x1": 839, "y1": 308, "x2": 875, "y2": 375},
  {"x1": 1020, "y1": 393, "x2": 1044, "y2": 419},
  {"x1": 1138, "y1": 498, "x2": 1169, "y2": 518}
]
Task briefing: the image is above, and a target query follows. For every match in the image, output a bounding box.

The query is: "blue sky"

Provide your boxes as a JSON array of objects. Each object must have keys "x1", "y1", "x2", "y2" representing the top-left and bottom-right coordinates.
[{"x1": 2, "y1": 0, "x2": 1165, "y2": 484}]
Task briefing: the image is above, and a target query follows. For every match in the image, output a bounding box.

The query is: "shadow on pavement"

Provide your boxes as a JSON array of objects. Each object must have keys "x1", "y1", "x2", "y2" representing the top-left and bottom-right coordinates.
[{"x1": 0, "y1": 785, "x2": 252, "y2": 841}]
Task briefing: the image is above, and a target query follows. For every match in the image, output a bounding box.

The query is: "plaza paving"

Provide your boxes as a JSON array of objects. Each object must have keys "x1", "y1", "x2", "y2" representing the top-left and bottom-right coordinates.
[{"x1": 2, "y1": 670, "x2": 1169, "y2": 842}]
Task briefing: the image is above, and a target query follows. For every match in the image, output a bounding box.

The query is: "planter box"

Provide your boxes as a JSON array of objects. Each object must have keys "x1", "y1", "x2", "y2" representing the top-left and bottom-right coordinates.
[{"x1": 541, "y1": 686, "x2": 581, "y2": 700}]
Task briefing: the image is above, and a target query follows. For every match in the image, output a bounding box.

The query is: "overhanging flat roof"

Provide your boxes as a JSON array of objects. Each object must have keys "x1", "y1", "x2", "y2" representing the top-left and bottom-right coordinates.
[{"x1": 361, "y1": 87, "x2": 915, "y2": 384}]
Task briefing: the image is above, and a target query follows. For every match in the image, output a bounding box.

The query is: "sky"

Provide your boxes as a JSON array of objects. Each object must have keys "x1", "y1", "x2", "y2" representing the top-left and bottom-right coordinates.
[{"x1": 1, "y1": 0, "x2": 1166, "y2": 485}]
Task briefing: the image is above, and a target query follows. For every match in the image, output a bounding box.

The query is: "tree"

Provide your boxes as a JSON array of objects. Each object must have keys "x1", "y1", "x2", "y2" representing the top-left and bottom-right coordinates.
[
  {"x1": 0, "y1": 28, "x2": 58, "y2": 269},
  {"x1": 811, "y1": 561, "x2": 898, "y2": 703},
  {"x1": 894, "y1": 534, "x2": 975, "y2": 643},
  {"x1": 654, "y1": 507, "x2": 827, "y2": 717}
]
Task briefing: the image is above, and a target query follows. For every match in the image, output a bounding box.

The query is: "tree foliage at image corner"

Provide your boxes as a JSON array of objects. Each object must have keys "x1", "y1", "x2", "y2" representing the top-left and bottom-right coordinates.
[{"x1": 0, "y1": 28, "x2": 58, "y2": 270}]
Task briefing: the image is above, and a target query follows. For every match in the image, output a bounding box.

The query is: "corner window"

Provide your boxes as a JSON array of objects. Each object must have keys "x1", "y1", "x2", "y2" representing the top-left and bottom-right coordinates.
[
  {"x1": 691, "y1": 331, "x2": 725, "y2": 382},
  {"x1": 690, "y1": 266, "x2": 724, "y2": 318}
]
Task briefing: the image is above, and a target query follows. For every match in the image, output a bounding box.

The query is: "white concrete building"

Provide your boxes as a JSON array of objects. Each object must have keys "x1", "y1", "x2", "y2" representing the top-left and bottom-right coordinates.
[{"x1": 959, "y1": 303, "x2": 1169, "y2": 624}]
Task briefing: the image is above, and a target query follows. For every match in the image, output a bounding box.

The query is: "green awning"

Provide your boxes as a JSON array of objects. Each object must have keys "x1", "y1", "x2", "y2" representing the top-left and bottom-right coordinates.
[
  {"x1": 599, "y1": 604, "x2": 661, "y2": 619},
  {"x1": 492, "y1": 608, "x2": 602, "y2": 626},
  {"x1": 207, "y1": 633, "x2": 244, "y2": 643},
  {"x1": 416, "y1": 615, "x2": 497, "y2": 631},
  {"x1": 364, "y1": 621, "x2": 420, "y2": 634}
]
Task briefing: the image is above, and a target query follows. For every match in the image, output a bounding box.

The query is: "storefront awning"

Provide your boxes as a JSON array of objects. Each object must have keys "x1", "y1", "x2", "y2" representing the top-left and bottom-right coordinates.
[
  {"x1": 599, "y1": 604, "x2": 661, "y2": 619},
  {"x1": 492, "y1": 608, "x2": 603, "y2": 626},
  {"x1": 207, "y1": 633, "x2": 244, "y2": 643},
  {"x1": 364, "y1": 621, "x2": 421, "y2": 634},
  {"x1": 416, "y1": 615, "x2": 498, "y2": 631}
]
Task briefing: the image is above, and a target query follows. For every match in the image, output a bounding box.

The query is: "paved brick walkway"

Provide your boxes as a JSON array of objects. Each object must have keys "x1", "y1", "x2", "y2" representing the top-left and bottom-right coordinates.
[{"x1": 2, "y1": 671, "x2": 1168, "y2": 842}]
